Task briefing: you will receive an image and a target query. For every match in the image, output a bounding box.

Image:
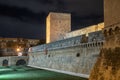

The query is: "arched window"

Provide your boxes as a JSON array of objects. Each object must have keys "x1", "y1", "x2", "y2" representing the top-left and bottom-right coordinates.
[
  {"x1": 3, "y1": 59, "x2": 8, "y2": 66},
  {"x1": 16, "y1": 59, "x2": 26, "y2": 66}
]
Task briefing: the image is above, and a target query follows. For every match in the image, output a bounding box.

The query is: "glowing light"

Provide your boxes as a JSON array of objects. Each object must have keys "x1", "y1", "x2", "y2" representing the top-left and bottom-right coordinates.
[{"x1": 16, "y1": 48, "x2": 20, "y2": 52}]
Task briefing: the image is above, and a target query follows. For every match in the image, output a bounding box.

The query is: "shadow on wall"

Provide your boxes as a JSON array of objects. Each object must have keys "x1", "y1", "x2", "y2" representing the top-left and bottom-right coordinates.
[{"x1": 16, "y1": 59, "x2": 26, "y2": 66}]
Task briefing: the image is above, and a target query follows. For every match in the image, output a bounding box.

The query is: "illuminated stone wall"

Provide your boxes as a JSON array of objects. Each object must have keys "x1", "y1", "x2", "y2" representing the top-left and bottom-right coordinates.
[
  {"x1": 28, "y1": 41, "x2": 103, "y2": 78},
  {"x1": 64, "y1": 23, "x2": 104, "y2": 39},
  {"x1": 89, "y1": 0, "x2": 120, "y2": 80},
  {"x1": 46, "y1": 12, "x2": 71, "y2": 43},
  {"x1": 104, "y1": 0, "x2": 120, "y2": 27},
  {"x1": 28, "y1": 30, "x2": 104, "y2": 78},
  {"x1": 89, "y1": 24, "x2": 120, "y2": 80},
  {"x1": 30, "y1": 31, "x2": 104, "y2": 52}
]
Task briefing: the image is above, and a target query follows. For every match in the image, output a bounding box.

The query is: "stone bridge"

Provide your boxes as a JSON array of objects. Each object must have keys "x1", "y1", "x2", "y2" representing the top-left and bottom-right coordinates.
[{"x1": 0, "y1": 56, "x2": 28, "y2": 66}]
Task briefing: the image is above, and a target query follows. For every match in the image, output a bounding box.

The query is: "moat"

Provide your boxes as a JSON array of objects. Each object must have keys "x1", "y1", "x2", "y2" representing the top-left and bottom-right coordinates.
[{"x1": 0, "y1": 66, "x2": 88, "y2": 80}]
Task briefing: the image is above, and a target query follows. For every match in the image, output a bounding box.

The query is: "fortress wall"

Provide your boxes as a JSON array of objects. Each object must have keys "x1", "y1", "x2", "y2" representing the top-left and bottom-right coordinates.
[
  {"x1": 28, "y1": 41, "x2": 104, "y2": 78},
  {"x1": 64, "y1": 23, "x2": 104, "y2": 39},
  {"x1": 0, "y1": 56, "x2": 28, "y2": 66},
  {"x1": 30, "y1": 31, "x2": 104, "y2": 52},
  {"x1": 28, "y1": 30, "x2": 104, "y2": 78},
  {"x1": 88, "y1": 31, "x2": 104, "y2": 42}
]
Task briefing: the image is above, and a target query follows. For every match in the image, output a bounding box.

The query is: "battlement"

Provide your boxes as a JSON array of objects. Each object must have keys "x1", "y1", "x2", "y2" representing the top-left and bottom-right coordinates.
[{"x1": 29, "y1": 30, "x2": 104, "y2": 53}]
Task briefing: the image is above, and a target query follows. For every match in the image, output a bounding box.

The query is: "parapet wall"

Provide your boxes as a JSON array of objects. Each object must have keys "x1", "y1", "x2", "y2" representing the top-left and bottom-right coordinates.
[
  {"x1": 64, "y1": 23, "x2": 104, "y2": 39},
  {"x1": 30, "y1": 31, "x2": 104, "y2": 52},
  {"x1": 28, "y1": 31, "x2": 104, "y2": 78}
]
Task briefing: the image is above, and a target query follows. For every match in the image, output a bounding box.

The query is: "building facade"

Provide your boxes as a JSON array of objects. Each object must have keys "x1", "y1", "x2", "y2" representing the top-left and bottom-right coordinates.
[{"x1": 0, "y1": 38, "x2": 41, "y2": 56}]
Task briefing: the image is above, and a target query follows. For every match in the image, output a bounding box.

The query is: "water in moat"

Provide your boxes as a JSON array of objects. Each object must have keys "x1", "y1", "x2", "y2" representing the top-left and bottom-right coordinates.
[{"x1": 0, "y1": 66, "x2": 88, "y2": 80}]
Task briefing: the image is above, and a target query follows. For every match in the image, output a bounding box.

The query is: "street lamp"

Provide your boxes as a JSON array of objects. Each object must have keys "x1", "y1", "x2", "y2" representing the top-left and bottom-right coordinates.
[{"x1": 16, "y1": 48, "x2": 20, "y2": 52}]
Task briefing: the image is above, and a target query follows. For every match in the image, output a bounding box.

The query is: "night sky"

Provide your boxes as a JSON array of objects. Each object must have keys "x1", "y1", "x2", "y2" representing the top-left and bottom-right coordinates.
[{"x1": 0, "y1": 0, "x2": 103, "y2": 39}]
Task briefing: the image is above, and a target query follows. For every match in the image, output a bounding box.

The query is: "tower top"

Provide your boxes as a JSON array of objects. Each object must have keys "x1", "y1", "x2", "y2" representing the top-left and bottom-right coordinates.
[{"x1": 46, "y1": 12, "x2": 71, "y2": 43}]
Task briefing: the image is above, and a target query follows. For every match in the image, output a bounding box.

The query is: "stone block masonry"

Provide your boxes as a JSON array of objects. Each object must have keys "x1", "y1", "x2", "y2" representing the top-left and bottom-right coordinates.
[
  {"x1": 46, "y1": 12, "x2": 71, "y2": 43},
  {"x1": 89, "y1": 23, "x2": 120, "y2": 80},
  {"x1": 28, "y1": 41, "x2": 103, "y2": 78},
  {"x1": 104, "y1": 0, "x2": 120, "y2": 27},
  {"x1": 89, "y1": 0, "x2": 120, "y2": 80},
  {"x1": 28, "y1": 30, "x2": 104, "y2": 78}
]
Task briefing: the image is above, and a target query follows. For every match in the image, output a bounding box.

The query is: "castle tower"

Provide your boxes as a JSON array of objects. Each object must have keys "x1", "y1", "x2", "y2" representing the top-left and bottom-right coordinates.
[
  {"x1": 104, "y1": 0, "x2": 120, "y2": 27},
  {"x1": 89, "y1": 0, "x2": 120, "y2": 80},
  {"x1": 46, "y1": 12, "x2": 71, "y2": 43}
]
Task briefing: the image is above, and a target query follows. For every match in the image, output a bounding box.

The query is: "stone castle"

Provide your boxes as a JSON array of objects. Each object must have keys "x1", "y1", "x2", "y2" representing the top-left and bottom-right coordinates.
[
  {"x1": 28, "y1": 0, "x2": 120, "y2": 79},
  {"x1": 28, "y1": 12, "x2": 104, "y2": 78},
  {"x1": 46, "y1": 12, "x2": 104, "y2": 43},
  {"x1": 0, "y1": 0, "x2": 119, "y2": 80}
]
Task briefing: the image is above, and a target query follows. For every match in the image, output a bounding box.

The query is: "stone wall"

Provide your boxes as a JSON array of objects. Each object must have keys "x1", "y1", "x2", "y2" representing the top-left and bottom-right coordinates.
[
  {"x1": 46, "y1": 12, "x2": 71, "y2": 43},
  {"x1": 30, "y1": 31, "x2": 104, "y2": 52},
  {"x1": 104, "y1": 0, "x2": 120, "y2": 27},
  {"x1": 0, "y1": 56, "x2": 28, "y2": 66},
  {"x1": 28, "y1": 30, "x2": 104, "y2": 78},
  {"x1": 89, "y1": 0, "x2": 120, "y2": 80},
  {"x1": 64, "y1": 23, "x2": 104, "y2": 39},
  {"x1": 88, "y1": 31, "x2": 104, "y2": 42},
  {"x1": 28, "y1": 40, "x2": 104, "y2": 78},
  {"x1": 89, "y1": 24, "x2": 120, "y2": 80}
]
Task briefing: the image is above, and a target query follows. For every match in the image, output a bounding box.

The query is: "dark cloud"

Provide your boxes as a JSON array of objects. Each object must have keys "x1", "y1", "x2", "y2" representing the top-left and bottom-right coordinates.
[
  {"x1": 0, "y1": 16, "x2": 45, "y2": 39},
  {"x1": 0, "y1": 0, "x2": 103, "y2": 39}
]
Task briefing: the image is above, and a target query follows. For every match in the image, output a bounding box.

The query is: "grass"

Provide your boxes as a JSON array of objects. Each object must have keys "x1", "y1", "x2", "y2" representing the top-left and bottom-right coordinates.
[{"x1": 0, "y1": 66, "x2": 88, "y2": 80}]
